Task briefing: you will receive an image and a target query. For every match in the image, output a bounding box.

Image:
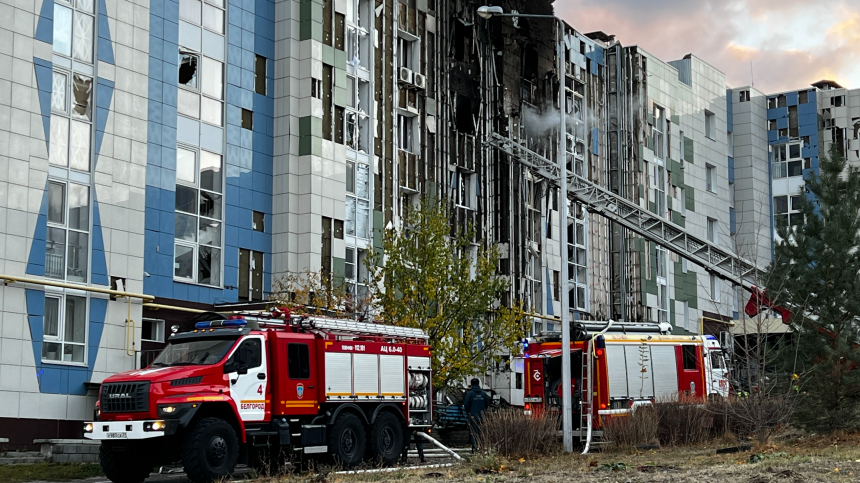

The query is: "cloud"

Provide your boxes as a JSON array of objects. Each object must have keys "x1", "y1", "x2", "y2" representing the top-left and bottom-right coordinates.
[{"x1": 554, "y1": 0, "x2": 860, "y2": 92}]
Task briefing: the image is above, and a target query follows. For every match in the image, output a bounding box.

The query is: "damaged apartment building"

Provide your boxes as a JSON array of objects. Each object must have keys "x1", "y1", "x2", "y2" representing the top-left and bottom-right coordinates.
[
  {"x1": 436, "y1": 0, "x2": 739, "y2": 334},
  {"x1": 0, "y1": 0, "x2": 752, "y2": 444}
]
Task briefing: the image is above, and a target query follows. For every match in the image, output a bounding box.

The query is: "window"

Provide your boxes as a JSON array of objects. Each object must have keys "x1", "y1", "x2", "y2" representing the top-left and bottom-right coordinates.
[
  {"x1": 343, "y1": 77, "x2": 370, "y2": 151},
  {"x1": 398, "y1": 115, "x2": 414, "y2": 152},
  {"x1": 798, "y1": 90, "x2": 808, "y2": 104},
  {"x1": 456, "y1": 172, "x2": 473, "y2": 209},
  {"x1": 252, "y1": 211, "x2": 265, "y2": 232},
  {"x1": 241, "y1": 109, "x2": 253, "y2": 130},
  {"x1": 46, "y1": 181, "x2": 90, "y2": 282},
  {"x1": 707, "y1": 217, "x2": 717, "y2": 243},
  {"x1": 288, "y1": 343, "x2": 311, "y2": 379},
  {"x1": 177, "y1": 51, "x2": 224, "y2": 126},
  {"x1": 174, "y1": 147, "x2": 223, "y2": 286},
  {"x1": 42, "y1": 294, "x2": 87, "y2": 363},
  {"x1": 704, "y1": 110, "x2": 715, "y2": 139},
  {"x1": 709, "y1": 273, "x2": 720, "y2": 302},
  {"x1": 53, "y1": 0, "x2": 94, "y2": 62},
  {"x1": 229, "y1": 338, "x2": 262, "y2": 369},
  {"x1": 772, "y1": 143, "x2": 802, "y2": 178},
  {"x1": 141, "y1": 319, "x2": 165, "y2": 343},
  {"x1": 553, "y1": 270, "x2": 560, "y2": 301},
  {"x1": 238, "y1": 249, "x2": 263, "y2": 301},
  {"x1": 658, "y1": 284, "x2": 668, "y2": 324},
  {"x1": 567, "y1": 203, "x2": 587, "y2": 310},
  {"x1": 706, "y1": 165, "x2": 716, "y2": 192},
  {"x1": 653, "y1": 105, "x2": 664, "y2": 159},
  {"x1": 682, "y1": 345, "x2": 697, "y2": 370},
  {"x1": 254, "y1": 55, "x2": 267, "y2": 95},
  {"x1": 655, "y1": 165, "x2": 666, "y2": 217},
  {"x1": 345, "y1": 162, "x2": 370, "y2": 238},
  {"x1": 656, "y1": 247, "x2": 667, "y2": 279},
  {"x1": 739, "y1": 90, "x2": 750, "y2": 102},
  {"x1": 773, "y1": 195, "x2": 803, "y2": 228}
]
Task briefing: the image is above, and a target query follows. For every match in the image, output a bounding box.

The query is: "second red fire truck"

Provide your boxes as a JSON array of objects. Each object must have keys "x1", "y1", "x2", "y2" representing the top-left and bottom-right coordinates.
[
  {"x1": 509, "y1": 321, "x2": 730, "y2": 441},
  {"x1": 84, "y1": 310, "x2": 432, "y2": 483}
]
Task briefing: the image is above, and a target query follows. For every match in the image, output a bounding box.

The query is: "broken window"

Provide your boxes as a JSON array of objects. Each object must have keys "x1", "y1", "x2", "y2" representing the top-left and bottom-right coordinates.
[
  {"x1": 788, "y1": 105, "x2": 798, "y2": 138},
  {"x1": 768, "y1": 119, "x2": 777, "y2": 131},
  {"x1": 334, "y1": 106, "x2": 344, "y2": 144},
  {"x1": 398, "y1": 115, "x2": 413, "y2": 152},
  {"x1": 322, "y1": 0, "x2": 333, "y2": 46},
  {"x1": 71, "y1": 74, "x2": 92, "y2": 121},
  {"x1": 777, "y1": 94, "x2": 786, "y2": 108},
  {"x1": 798, "y1": 90, "x2": 808, "y2": 104},
  {"x1": 179, "y1": 53, "x2": 199, "y2": 87},
  {"x1": 653, "y1": 105, "x2": 664, "y2": 159},
  {"x1": 322, "y1": 65, "x2": 333, "y2": 140},
  {"x1": 739, "y1": 90, "x2": 750, "y2": 102},
  {"x1": 767, "y1": 97, "x2": 777, "y2": 109},
  {"x1": 335, "y1": 13, "x2": 345, "y2": 50},
  {"x1": 238, "y1": 249, "x2": 264, "y2": 301},
  {"x1": 254, "y1": 55, "x2": 267, "y2": 95},
  {"x1": 241, "y1": 109, "x2": 253, "y2": 130},
  {"x1": 704, "y1": 110, "x2": 716, "y2": 139},
  {"x1": 455, "y1": 95, "x2": 473, "y2": 133}
]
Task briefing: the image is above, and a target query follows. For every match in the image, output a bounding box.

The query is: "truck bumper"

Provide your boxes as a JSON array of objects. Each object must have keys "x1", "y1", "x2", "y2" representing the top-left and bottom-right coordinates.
[{"x1": 84, "y1": 420, "x2": 173, "y2": 440}]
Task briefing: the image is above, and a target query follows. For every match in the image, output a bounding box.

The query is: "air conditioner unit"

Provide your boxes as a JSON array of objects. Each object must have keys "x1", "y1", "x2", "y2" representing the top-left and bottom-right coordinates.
[
  {"x1": 398, "y1": 66, "x2": 413, "y2": 84},
  {"x1": 412, "y1": 73, "x2": 426, "y2": 90}
]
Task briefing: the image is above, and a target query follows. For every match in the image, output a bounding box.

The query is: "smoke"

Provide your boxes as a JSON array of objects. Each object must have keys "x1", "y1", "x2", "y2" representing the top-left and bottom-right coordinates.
[{"x1": 522, "y1": 103, "x2": 562, "y2": 138}]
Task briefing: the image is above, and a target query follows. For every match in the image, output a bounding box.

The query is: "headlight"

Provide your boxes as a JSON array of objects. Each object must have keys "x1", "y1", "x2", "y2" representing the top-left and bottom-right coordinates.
[
  {"x1": 161, "y1": 406, "x2": 177, "y2": 414},
  {"x1": 84, "y1": 423, "x2": 93, "y2": 433},
  {"x1": 143, "y1": 421, "x2": 166, "y2": 432}
]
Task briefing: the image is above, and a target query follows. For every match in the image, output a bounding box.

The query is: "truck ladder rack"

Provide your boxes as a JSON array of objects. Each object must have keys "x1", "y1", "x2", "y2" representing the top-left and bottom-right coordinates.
[
  {"x1": 486, "y1": 133, "x2": 766, "y2": 290},
  {"x1": 299, "y1": 317, "x2": 428, "y2": 340}
]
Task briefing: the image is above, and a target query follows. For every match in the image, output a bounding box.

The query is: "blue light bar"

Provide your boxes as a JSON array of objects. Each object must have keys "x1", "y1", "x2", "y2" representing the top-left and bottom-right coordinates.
[
  {"x1": 195, "y1": 318, "x2": 248, "y2": 329},
  {"x1": 705, "y1": 335, "x2": 717, "y2": 340}
]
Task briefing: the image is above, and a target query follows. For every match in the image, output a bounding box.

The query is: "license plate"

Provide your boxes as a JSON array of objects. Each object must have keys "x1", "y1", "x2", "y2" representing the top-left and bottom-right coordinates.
[
  {"x1": 105, "y1": 432, "x2": 127, "y2": 439},
  {"x1": 523, "y1": 397, "x2": 542, "y2": 403}
]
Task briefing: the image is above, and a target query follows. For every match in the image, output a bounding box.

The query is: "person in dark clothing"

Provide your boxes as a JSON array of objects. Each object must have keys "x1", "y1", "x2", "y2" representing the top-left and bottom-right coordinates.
[{"x1": 463, "y1": 378, "x2": 489, "y2": 452}]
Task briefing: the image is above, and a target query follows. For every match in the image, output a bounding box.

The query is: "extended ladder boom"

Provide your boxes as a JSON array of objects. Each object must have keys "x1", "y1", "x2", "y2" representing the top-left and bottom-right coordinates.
[{"x1": 487, "y1": 133, "x2": 766, "y2": 291}]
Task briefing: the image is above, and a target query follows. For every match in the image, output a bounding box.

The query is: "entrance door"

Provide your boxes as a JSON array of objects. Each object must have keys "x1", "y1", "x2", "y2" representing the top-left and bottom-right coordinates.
[{"x1": 226, "y1": 335, "x2": 268, "y2": 422}]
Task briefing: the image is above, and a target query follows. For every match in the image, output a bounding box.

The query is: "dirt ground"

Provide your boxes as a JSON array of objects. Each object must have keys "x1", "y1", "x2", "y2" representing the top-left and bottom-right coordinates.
[{"x1": 315, "y1": 433, "x2": 860, "y2": 483}]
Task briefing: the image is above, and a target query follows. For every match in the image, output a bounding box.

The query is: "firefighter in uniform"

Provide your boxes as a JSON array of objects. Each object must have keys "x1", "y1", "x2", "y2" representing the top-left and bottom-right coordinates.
[{"x1": 463, "y1": 378, "x2": 489, "y2": 452}]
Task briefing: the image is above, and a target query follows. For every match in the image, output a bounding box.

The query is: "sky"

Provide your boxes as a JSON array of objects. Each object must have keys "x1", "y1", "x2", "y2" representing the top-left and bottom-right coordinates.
[{"x1": 555, "y1": 0, "x2": 860, "y2": 93}]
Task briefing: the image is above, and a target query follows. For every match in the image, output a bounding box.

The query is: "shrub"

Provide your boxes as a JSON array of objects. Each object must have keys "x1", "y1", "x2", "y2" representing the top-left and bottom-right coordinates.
[
  {"x1": 475, "y1": 408, "x2": 561, "y2": 457},
  {"x1": 654, "y1": 400, "x2": 713, "y2": 446},
  {"x1": 601, "y1": 405, "x2": 659, "y2": 448}
]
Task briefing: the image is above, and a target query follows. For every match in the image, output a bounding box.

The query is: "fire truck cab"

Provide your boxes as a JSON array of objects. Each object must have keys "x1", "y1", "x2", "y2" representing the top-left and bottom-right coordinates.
[
  {"x1": 509, "y1": 321, "x2": 729, "y2": 440},
  {"x1": 84, "y1": 311, "x2": 432, "y2": 483}
]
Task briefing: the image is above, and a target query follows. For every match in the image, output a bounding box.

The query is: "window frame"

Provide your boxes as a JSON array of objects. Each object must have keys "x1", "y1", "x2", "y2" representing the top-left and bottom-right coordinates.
[
  {"x1": 141, "y1": 318, "x2": 166, "y2": 343},
  {"x1": 704, "y1": 110, "x2": 716, "y2": 140},
  {"x1": 46, "y1": 179, "x2": 91, "y2": 282},
  {"x1": 174, "y1": 144, "x2": 225, "y2": 287},
  {"x1": 705, "y1": 164, "x2": 716, "y2": 193},
  {"x1": 177, "y1": 51, "x2": 225, "y2": 127},
  {"x1": 287, "y1": 343, "x2": 311, "y2": 379},
  {"x1": 42, "y1": 292, "x2": 89, "y2": 366}
]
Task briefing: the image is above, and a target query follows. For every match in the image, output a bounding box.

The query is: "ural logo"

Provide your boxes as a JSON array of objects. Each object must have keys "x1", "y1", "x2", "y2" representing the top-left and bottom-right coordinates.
[
  {"x1": 109, "y1": 393, "x2": 130, "y2": 398},
  {"x1": 296, "y1": 383, "x2": 304, "y2": 399}
]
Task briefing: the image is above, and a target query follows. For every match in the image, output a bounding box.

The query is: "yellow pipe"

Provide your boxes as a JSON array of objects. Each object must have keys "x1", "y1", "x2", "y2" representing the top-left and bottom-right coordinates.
[
  {"x1": 1, "y1": 274, "x2": 154, "y2": 301},
  {"x1": 143, "y1": 303, "x2": 208, "y2": 314}
]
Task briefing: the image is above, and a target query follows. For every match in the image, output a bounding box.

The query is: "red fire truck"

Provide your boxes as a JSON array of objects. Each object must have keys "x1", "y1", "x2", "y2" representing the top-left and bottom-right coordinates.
[
  {"x1": 509, "y1": 321, "x2": 729, "y2": 441},
  {"x1": 84, "y1": 310, "x2": 432, "y2": 483}
]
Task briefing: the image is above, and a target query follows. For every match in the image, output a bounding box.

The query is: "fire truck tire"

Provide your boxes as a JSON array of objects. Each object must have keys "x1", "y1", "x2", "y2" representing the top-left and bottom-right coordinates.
[
  {"x1": 181, "y1": 417, "x2": 239, "y2": 483},
  {"x1": 328, "y1": 413, "x2": 366, "y2": 467},
  {"x1": 99, "y1": 442, "x2": 153, "y2": 483},
  {"x1": 367, "y1": 412, "x2": 403, "y2": 465}
]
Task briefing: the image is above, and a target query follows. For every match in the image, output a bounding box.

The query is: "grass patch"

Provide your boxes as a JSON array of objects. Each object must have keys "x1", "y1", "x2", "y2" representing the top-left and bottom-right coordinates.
[{"x1": 0, "y1": 463, "x2": 103, "y2": 483}]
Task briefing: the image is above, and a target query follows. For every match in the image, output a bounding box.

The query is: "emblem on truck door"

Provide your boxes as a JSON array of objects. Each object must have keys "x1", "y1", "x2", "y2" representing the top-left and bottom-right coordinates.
[{"x1": 297, "y1": 383, "x2": 304, "y2": 399}]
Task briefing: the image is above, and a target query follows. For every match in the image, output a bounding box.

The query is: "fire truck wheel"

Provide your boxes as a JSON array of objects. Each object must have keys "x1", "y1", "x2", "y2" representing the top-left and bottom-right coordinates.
[
  {"x1": 368, "y1": 412, "x2": 403, "y2": 465},
  {"x1": 181, "y1": 417, "x2": 239, "y2": 483},
  {"x1": 328, "y1": 413, "x2": 367, "y2": 467},
  {"x1": 99, "y1": 442, "x2": 153, "y2": 483}
]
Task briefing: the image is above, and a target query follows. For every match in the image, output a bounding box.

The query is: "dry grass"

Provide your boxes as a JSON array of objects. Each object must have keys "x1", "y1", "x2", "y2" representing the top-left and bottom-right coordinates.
[
  {"x1": 474, "y1": 408, "x2": 561, "y2": 457},
  {"x1": 602, "y1": 405, "x2": 659, "y2": 448}
]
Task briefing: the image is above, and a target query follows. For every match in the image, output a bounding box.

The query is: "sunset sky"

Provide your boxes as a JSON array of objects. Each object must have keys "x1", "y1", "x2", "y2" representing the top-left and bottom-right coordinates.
[{"x1": 555, "y1": 0, "x2": 860, "y2": 93}]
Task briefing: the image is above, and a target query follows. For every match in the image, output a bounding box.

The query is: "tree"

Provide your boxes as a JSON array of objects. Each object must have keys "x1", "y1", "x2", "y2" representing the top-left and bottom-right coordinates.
[
  {"x1": 366, "y1": 198, "x2": 527, "y2": 390},
  {"x1": 270, "y1": 269, "x2": 372, "y2": 319},
  {"x1": 767, "y1": 144, "x2": 860, "y2": 431}
]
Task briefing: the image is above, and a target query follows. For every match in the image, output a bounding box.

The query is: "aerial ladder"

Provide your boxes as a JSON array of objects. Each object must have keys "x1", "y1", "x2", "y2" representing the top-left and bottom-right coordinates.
[{"x1": 486, "y1": 132, "x2": 767, "y2": 291}]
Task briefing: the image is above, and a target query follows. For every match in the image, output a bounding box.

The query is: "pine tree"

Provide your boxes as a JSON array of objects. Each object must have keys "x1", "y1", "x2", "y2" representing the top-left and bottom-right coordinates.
[
  {"x1": 366, "y1": 198, "x2": 527, "y2": 390},
  {"x1": 768, "y1": 145, "x2": 860, "y2": 431}
]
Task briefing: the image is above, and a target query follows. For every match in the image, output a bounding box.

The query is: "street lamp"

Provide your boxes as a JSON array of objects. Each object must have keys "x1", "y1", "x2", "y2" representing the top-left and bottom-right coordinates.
[{"x1": 477, "y1": 5, "x2": 574, "y2": 453}]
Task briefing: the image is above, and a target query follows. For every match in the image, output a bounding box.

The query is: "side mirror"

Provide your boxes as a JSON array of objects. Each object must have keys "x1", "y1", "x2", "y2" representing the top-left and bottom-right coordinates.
[{"x1": 236, "y1": 365, "x2": 249, "y2": 375}]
